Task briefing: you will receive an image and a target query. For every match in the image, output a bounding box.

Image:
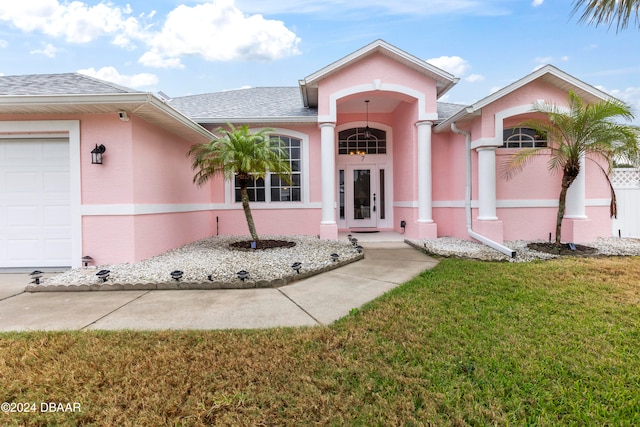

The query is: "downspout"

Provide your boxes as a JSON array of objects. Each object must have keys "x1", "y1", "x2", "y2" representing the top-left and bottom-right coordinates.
[{"x1": 451, "y1": 122, "x2": 516, "y2": 258}]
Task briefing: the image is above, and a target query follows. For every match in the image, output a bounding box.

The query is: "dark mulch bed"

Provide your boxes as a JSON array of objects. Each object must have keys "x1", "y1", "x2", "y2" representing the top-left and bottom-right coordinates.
[
  {"x1": 527, "y1": 242, "x2": 598, "y2": 256},
  {"x1": 229, "y1": 239, "x2": 296, "y2": 251}
]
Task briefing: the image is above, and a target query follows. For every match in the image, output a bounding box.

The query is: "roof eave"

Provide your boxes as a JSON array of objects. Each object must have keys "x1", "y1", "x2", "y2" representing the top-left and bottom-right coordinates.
[{"x1": 0, "y1": 93, "x2": 214, "y2": 143}]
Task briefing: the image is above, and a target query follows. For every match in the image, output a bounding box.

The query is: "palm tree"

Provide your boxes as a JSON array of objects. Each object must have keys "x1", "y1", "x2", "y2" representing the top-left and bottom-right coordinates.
[
  {"x1": 572, "y1": 0, "x2": 640, "y2": 31},
  {"x1": 188, "y1": 124, "x2": 291, "y2": 241},
  {"x1": 505, "y1": 91, "x2": 639, "y2": 244}
]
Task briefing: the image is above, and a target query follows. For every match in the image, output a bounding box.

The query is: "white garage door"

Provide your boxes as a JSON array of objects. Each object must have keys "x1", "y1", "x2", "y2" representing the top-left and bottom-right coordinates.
[{"x1": 0, "y1": 138, "x2": 72, "y2": 268}]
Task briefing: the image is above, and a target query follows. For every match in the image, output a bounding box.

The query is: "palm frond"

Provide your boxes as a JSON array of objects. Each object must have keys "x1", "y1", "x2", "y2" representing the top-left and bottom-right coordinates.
[{"x1": 572, "y1": 0, "x2": 640, "y2": 31}]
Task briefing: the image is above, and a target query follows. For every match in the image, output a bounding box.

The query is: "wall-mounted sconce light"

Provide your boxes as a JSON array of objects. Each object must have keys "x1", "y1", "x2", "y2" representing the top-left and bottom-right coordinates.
[{"x1": 91, "y1": 144, "x2": 106, "y2": 165}]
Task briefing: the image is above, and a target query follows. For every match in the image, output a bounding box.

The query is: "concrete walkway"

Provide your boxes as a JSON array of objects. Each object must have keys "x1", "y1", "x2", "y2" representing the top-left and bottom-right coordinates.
[{"x1": 0, "y1": 242, "x2": 438, "y2": 332}]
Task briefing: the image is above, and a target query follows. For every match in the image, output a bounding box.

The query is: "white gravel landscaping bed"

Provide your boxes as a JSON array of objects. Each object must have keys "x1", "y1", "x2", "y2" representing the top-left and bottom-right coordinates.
[
  {"x1": 412, "y1": 237, "x2": 640, "y2": 262},
  {"x1": 41, "y1": 235, "x2": 362, "y2": 288},
  {"x1": 33, "y1": 235, "x2": 640, "y2": 290}
]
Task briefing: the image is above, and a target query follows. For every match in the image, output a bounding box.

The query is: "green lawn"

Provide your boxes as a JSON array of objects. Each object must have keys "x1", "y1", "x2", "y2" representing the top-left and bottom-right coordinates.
[{"x1": 1, "y1": 257, "x2": 639, "y2": 426}]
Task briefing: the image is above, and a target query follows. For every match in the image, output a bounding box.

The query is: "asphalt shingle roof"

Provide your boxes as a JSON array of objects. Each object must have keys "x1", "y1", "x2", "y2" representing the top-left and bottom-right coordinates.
[
  {"x1": 170, "y1": 87, "x2": 317, "y2": 121},
  {"x1": 170, "y1": 87, "x2": 466, "y2": 122},
  {"x1": 437, "y1": 102, "x2": 466, "y2": 121},
  {"x1": 0, "y1": 73, "x2": 139, "y2": 96}
]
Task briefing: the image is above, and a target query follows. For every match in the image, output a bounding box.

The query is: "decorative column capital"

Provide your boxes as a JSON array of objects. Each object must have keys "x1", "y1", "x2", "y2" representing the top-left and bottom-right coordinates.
[
  {"x1": 319, "y1": 122, "x2": 336, "y2": 129},
  {"x1": 415, "y1": 121, "x2": 434, "y2": 128},
  {"x1": 475, "y1": 146, "x2": 497, "y2": 153}
]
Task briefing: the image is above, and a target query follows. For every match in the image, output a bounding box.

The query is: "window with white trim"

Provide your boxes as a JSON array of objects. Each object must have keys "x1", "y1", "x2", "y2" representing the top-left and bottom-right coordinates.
[
  {"x1": 502, "y1": 127, "x2": 548, "y2": 148},
  {"x1": 234, "y1": 135, "x2": 302, "y2": 202}
]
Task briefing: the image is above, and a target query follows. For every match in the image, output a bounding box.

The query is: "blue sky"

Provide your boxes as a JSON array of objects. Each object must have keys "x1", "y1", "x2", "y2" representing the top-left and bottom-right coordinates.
[{"x1": 0, "y1": 1, "x2": 639, "y2": 123}]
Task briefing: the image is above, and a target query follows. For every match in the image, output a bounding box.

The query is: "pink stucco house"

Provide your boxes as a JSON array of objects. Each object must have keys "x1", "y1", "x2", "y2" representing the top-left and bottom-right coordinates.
[{"x1": 0, "y1": 40, "x2": 618, "y2": 268}]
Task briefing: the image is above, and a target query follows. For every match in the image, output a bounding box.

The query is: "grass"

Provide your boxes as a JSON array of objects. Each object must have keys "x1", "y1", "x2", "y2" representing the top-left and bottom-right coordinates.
[{"x1": 1, "y1": 256, "x2": 640, "y2": 426}]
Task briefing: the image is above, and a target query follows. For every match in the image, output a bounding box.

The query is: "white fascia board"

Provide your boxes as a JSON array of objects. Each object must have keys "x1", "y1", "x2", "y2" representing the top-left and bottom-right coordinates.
[
  {"x1": 0, "y1": 92, "x2": 152, "y2": 106},
  {"x1": 194, "y1": 116, "x2": 318, "y2": 125}
]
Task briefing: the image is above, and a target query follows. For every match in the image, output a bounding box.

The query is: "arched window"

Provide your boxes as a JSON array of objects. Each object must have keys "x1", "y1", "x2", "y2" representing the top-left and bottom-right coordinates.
[
  {"x1": 502, "y1": 127, "x2": 548, "y2": 148},
  {"x1": 338, "y1": 127, "x2": 386, "y2": 155}
]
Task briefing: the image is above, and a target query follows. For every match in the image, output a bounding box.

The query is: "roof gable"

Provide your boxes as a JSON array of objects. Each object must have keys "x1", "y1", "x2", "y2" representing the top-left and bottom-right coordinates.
[
  {"x1": 300, "y1": 39, "x2": 459, "y2": 108},
  {"x1": 435, "y1": 64, "x2": 615, "y2": 132}
]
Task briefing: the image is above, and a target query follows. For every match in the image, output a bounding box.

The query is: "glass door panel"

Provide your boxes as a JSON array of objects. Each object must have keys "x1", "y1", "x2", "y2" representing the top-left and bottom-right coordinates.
[
  {"x1": 349, "y1": 167, "x2": 377, "y2": 228},
  {"x1": 353, "y1": 169, "x2": 371, "y2": 220}
]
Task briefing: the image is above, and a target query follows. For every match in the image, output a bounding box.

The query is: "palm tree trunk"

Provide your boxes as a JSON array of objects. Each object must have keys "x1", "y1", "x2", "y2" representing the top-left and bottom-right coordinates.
[
  {"x1": 556, "y1": 168, "x2": 579, "y2": 244},
  {"x1": 556, "y1": 182, "x2": 569, "y2": 244},
  {"x1": 240, "y1": 185, "x2": 259, "y2": 241}
]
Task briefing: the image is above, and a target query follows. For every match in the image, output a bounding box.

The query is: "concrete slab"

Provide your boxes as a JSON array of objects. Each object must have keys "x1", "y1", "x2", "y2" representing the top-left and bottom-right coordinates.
[
  {"x1": 281, "y1": 272, "x2": 398, "y2": 324},
  {"x1": 86, "y1": 289, "x2": 318, "y2": 330},
  {"x1": 338, "y1": 258, "x2": 433, "y2": 284},
  {"x1": 0, "y1": 291, "x2": 147, "y2": 332},
  {"x1": 0, "y1": 274, "x2": 28, "y2": 300}
]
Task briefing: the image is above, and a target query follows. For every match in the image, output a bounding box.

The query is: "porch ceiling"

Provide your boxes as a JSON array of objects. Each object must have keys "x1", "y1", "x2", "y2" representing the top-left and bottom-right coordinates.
[{"x1": 337, "y1": 94, "x2": 404, "y2": 114}]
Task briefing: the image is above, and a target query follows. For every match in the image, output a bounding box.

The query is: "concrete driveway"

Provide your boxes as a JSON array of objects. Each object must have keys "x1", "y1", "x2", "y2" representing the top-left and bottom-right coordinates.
[{"x1": 0, "y1": 242, "x2": 438, "y2": 332}]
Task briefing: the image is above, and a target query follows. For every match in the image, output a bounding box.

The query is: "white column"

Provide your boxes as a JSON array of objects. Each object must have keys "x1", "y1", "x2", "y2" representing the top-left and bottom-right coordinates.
[
  {"x1": 416, "y1": 121, "x2": 434, "y2": 223},
  {"x1": 476, "y1": 147, "x2": 498, "y2": 220},
  {"x1": 565, "y1": 154, "x2": 587, "y2": 219},
  {"x1": 320, "y1": 123, "x2": 336, "y2": 224}
]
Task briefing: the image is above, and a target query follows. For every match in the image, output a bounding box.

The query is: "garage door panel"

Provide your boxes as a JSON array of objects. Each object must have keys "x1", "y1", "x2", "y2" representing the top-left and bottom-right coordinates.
[
  {"x1": 6, "y1": 172, "x2": 41, "y2": 193},
  {"x1": 6, "y1": 205, "x2": 40, "y2": 227},
  {"x1": 44, "y1": 205, "x2": 70, "y2": 226},
  {"x1": 5, "y1": 142, "x2": 38, "y2": 161},
  {"x1": 44, "y1": 239, "x2": 72, "y2": 262},
  {"x1": 43, "y1": 141, "x2": 69, "y2": 160},
  {"x1": 6, "y1": 239, "x2": 40, "y2": 262},
  {"x1": 43, "y1": 171, "x2": 70, "y2": 193}
]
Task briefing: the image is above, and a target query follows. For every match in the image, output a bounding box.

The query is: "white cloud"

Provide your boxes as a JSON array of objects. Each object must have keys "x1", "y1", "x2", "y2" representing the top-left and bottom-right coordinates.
[
  {"x1": 142, "y1": 0, "x2": 300, "y2": 67},
  {"x1": 532, "y1": 0, "x2": 544, "y2": 7},
  {"x1": 0, "y1": 2, "x2": 144, "y2": 46},
  {"x1": 0, "y1": 1, "x2": 301, "y2": 68},
  {"x1": 465, "y1": 74, "x2": 485, "y2": 83},
  {"x1": 78, "y1": 66, "x2": 158, "y2": 89},
  {"x1": 30, "y1": 42, "x2": 58, "y2": 58},
  {"x1": 427, "y1": 55, "x2": 485, "y2": 83},
  {"x1": 427, "y1": 56, "x2": 470, "y2": 76},
  {"x1": 138, "y1": 51, "x2": 184, "y2": 69},
  {"x1": 0, "y1": 39, "x2": 7, "y2": 48}
]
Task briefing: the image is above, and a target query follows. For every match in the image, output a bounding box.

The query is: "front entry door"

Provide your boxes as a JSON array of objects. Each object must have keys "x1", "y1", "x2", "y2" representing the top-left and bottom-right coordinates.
[{"x1": 348, "y1": 166, "x2": 377, "y2": 228}]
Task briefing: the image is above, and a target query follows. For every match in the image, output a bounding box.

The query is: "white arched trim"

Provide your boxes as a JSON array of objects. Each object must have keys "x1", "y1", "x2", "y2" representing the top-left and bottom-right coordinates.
[{"x1": 317, "y1": 82, "x2": 438, "y2": 123}]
